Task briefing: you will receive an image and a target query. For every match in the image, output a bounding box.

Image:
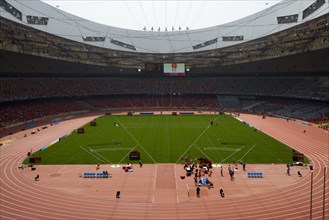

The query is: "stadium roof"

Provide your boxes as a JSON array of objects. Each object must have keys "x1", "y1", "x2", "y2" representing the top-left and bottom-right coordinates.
[
  {"x1": 41, "y1": 0, "x2": 281, "y2": 31},
  {"x1": 1, "y1": 0, "x2": 328, "y2": 54}
]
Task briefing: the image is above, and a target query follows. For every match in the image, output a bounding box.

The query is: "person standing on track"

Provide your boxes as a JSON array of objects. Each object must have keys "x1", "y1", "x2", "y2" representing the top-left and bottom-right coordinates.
[
  {"x1": 286, "y1": 167, "x2": 290, "y2": 176},
  {"x1": 219, "y1": 188, "x2": 225, "y2": 197},
  {"x1": 196, "y1": 186, "x2": 200, "y2": 197},
  {"x1": 116, "y1": 191, "x2": 120, "y2": 198}
]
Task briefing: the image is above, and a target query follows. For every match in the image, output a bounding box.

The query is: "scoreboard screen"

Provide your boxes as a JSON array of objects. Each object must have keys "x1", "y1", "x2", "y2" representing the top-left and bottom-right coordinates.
[{"x1": 163, "y1": 63, "x2": 185, "y2": 76}]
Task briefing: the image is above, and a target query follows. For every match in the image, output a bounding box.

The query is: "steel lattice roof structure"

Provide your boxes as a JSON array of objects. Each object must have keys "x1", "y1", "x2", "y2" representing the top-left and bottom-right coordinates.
[
  {"x1": 1, "y1": 0, "x2": 328, "y2": 54},
  {"x1": 1, "y1": 0, "x2": 328, "y2": 72}
]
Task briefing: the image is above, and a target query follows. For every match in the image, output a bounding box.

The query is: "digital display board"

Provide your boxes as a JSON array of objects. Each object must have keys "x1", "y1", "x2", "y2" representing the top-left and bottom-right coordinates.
[{"x1": 163, "y1": 63, "x2": 185, "y2": 76}]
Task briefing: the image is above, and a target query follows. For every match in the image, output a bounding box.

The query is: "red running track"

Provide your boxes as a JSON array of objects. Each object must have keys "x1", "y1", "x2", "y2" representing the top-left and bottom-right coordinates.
[{"x1": 0, "y1": 113, "x2": 328, "y2": 220}]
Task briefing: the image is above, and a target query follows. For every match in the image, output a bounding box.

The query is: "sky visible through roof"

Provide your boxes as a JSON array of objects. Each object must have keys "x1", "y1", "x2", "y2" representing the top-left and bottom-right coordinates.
[{"x1": 42, "y1": 0, "x2": 282, "y2": 31}]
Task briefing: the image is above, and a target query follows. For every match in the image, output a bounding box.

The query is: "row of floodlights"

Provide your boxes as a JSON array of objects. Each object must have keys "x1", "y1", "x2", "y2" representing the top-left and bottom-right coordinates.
[{"x1": 143, "y1": 26, "x2": 189, "y2": 31}]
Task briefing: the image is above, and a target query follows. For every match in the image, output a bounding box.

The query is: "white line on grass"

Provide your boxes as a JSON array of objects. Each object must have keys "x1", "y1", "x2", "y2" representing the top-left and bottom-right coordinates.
[
  {"x1": 91, "y1": 148, "x2": 132, "y2": 152},
  {"x1": 204, "y1": 147, "x2": 238, "y2": 151},
  {"x1": 88, "y1": 147, "x2": 112, "y2": 164},
  {"x1": 117, "y1": 145, "x2": 138, "y2": 164},
  {"x1": 175, "y1": 116, "x2": 219, "y2": 164},
  {"x1": 239, "y1": 144, "x2": 256, "y2": 161},
  {"x1": 80, "y1": 146, "x2": 107, "y2": 163},
  {"x1": 114, "y1": 116, "x2": 157, "y2": 164},
  {"x1": 194, "y1": 144, "x2": 214, "y2": 162},
  {"x1": 220, "y1": 145, "x2": 246, "y2": 164}
]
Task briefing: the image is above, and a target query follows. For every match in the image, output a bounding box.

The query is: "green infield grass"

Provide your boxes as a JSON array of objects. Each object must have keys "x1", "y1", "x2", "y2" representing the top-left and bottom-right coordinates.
[{"x1": 25, "y1": 114, "x2": 308, "y2": 165}]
